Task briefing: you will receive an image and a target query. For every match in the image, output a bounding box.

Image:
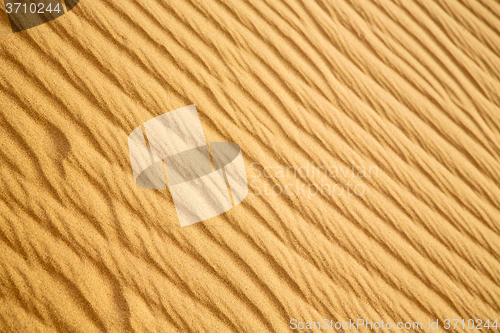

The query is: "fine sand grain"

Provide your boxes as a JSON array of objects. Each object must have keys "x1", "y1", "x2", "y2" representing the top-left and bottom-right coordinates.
[{"x1": 0, "y1": 0, "x2": 499, "y2": 332}]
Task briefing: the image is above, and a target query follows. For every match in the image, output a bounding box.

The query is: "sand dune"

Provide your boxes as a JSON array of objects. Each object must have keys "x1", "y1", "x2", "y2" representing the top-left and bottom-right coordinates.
[{"x1": 0, "y1": 0, "x2": 499, "y2": 332}]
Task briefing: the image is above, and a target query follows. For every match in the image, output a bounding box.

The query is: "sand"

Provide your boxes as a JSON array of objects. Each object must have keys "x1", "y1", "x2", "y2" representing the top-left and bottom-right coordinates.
[{"x1": 0, "y1": 0, "x2": 499, "y2": 332}]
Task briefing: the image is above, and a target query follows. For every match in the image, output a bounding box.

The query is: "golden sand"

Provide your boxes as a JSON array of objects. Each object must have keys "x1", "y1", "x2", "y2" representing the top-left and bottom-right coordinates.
[{"x1": 0, "y1": 0, "x2": 499, "y2": 331}]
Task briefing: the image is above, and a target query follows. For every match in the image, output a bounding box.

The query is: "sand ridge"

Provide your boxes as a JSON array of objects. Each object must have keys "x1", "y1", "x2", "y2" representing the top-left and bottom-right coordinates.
[{"x1": 0, "y1": 0, "x2": 499, "y2": 332}]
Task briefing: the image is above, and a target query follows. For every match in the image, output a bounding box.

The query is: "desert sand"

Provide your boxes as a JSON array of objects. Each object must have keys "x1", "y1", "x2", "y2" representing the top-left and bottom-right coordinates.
[{"x1": 0, "y1": 0, "x2": 499, "y2": 332}]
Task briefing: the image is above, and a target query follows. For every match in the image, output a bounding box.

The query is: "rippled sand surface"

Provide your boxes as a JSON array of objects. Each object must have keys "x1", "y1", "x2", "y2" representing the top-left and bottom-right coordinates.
[{"x1": 1, "y1": 0, "x2": 500, "y2": 332}]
